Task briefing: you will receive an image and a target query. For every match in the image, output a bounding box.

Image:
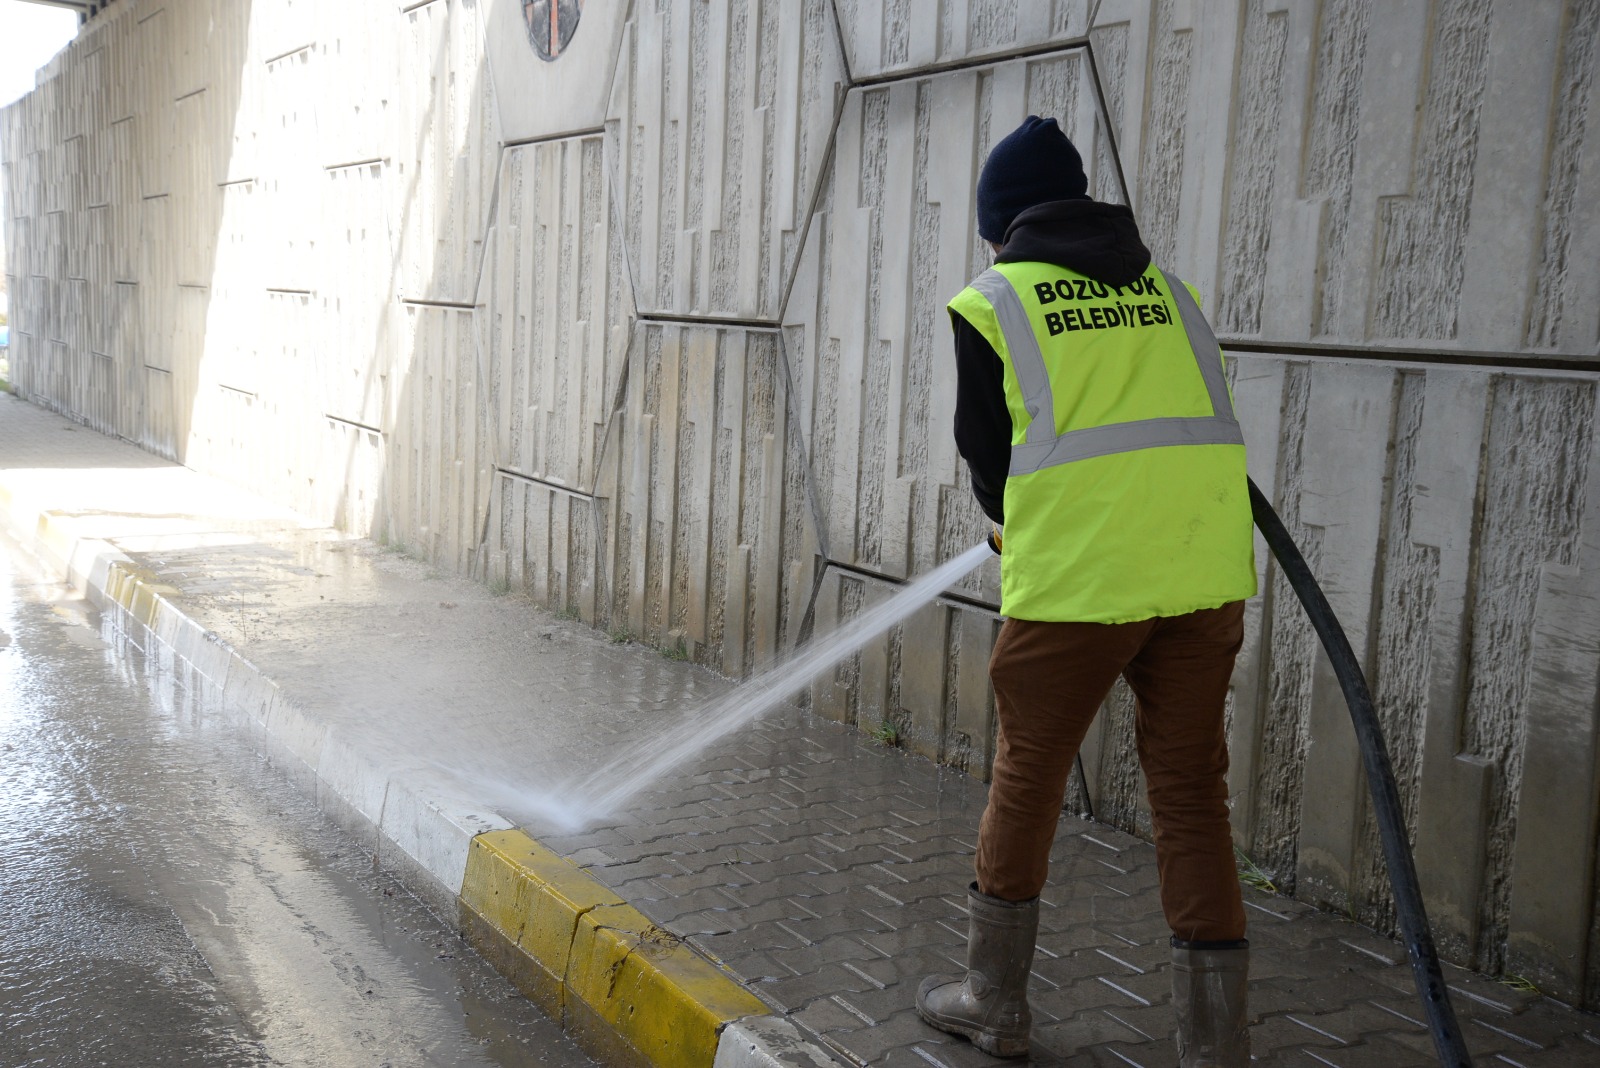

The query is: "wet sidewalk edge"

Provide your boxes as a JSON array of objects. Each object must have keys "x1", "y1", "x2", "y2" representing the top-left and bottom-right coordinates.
[{"x1": 0, "y1": 478, "x2": 842, "y2": 1068}]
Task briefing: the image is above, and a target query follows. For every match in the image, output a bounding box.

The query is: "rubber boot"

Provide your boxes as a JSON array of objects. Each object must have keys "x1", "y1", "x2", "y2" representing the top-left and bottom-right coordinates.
[
  {"x1": 1171, "y1": 939, "x2": 1250, "y2": 1067},
  {"x1": 915, "y1": 884, "x2": 1038, "y2": 1057}
]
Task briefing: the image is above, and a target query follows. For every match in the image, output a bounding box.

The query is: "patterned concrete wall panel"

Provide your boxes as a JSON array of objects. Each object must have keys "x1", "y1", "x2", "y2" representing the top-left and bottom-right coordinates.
[
  {"x1": 1416, "y1": 372, "x2": 1598, "y2": 999},
  {"x1": 1451, "y1": 375, "x2": 1595, "y2": 972},
  {"x1": 309, "y1": 7, "x2": 409, "y2": 440},
  {"x1": 105, "y1": 113, "x2": 142, "y2": 284},
  {"x1": 483, "y1": 134, "x2": 631, "y2": 493},
  {"x1": 32, "y1": 277, "x2": 118, "y2": 436},
  {"x1": 1211, "y1": 0, "x2": 1290, "y2": 338},
  {"x1": 107, "y1": 281, "x2": 145, "y2": 443},
  {"x1": 170, "y1": 90, "x2": 223, "y2": 289},
  {"x1": 318, "y1": 161, "x2": 399, "y2": 433},
  {"x1": 1, "y1": 104, "x2": 31, "y2": 251},
  {"x1": 1285, "y1": 362, "x2": 1394, "y2": 914},
  {"x1": 97, "y1": 11, "x2": 140, "y2": 132},
  {"x1": 483, "y1": 0, "x2": 628, "y2": 142},
  {"x1": 314, "y1": 2, "x2": 404, "y2": 171},
  {"x1": 159, "y1": 283, "x2": 212, "y2": 460},
  {"x1": 187, "y1": 384, "x2": 267, "y2": 509},
  {"x1": 808, "y1": 568, "x2": 1001, "y2": 775},
  {"x1": 244, "y1": 0, "x2": 320, "y2": 88},
  {"x1": 309, "y1": 6, "x2": 411, "y2": 481},
  {"x1": 188, "y1": 181, "x2": 265, "y2": 425},
  {"x1": 322, "y1": 418, "x2": 388, "y2": 536},
  {"x1": 600, "y1": 323, "x2": 820, "y2": 676},
  {"x1": 1506, "y1": 421, "x2": 1600, "y2": 1001},
  {"x1": 253, "y1": 43, "x2": 323, "y2": 292},
  {"x1": 609, "y1": 0, "x2": 848, "y2": 319},
  {"x1": 186, "y1": 281, "x2": 292, "y2": 500},
  {"x1": 1224, "y1": 357, "x2": 1406, "y2": 907},
  {"x1": 1206, "y1": 354, "x2": 1600, "y2": 1003},
  {"x1": 130, "y1": 5, "x2": 173, "y2": 199},
  {"x1": 384, "y1": 303, "x2": 493, "y2": 574},
  {"x1": 1088, "y1": 0, "x2": 1600, "y2": 360},
  {"x1": 268, "y1": 290, "x2": 362, "y2": 529},
  {"x1": 6, "y1": 163, "x2": 94, "y2": 403},
  {"x1": 491, "y1": 473, "x2": 612, "y2": 625},
  {"x1": 168, "y1": 0, "x2": 250, "y2": 191},
  {"x1": 1526, "y1": 0, "x2": 1600, "y2": 354},
  {"x1": 783, "y1": 49, "x2": 1114, "y2": 585},
  {"x1": 395, "y1": 0, "x2": 500, "y2": 305},
  {"x1": 833, "y1": 0, "x2": 1094, "y2": 80},
  {"x1": 122, "y1": 163, "x2": 168, "y2": 386},
  {"x1": 134, "y1": 187, "x2": 180, "y2": 460}
]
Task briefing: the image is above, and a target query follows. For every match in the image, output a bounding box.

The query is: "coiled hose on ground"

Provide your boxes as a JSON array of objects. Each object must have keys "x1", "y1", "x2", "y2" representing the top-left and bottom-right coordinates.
[{"x1": 1248, "y1": 477, "x2": 1471, "y2": 1067}]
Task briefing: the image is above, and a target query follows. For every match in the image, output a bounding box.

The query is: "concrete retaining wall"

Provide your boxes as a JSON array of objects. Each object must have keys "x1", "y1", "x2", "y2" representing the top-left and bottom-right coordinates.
[{"x1": 5, "y1": 0, "x2": 1599, "y2": 1006}]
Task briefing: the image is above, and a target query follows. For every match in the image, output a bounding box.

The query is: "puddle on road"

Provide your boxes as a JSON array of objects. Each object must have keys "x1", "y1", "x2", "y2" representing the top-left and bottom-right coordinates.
[{"x1": 0, "y1": 542, "x2": 590, "y2": 1068}]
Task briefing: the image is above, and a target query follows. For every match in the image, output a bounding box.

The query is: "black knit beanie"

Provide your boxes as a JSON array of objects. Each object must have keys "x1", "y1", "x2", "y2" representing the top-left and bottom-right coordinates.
[{"x1": 976, "y1": 116, "x2": 1089, "y2": 243}]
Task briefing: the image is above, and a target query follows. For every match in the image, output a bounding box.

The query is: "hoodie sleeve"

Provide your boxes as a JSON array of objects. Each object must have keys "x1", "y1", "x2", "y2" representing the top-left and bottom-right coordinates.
[{"x1": 950, "y1": 310, "x2": 1010, "y2": 526}]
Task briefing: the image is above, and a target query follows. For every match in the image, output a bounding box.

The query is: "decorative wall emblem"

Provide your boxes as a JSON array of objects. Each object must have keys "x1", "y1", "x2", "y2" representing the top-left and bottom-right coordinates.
[{"x1": 523, "y1": 0, "x2": 582, "y2": 61}]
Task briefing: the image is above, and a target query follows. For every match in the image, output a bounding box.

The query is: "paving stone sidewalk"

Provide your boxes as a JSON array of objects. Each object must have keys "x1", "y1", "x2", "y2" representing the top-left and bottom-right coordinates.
[
  {"x1": 544, "y1": 716, "x2": 1600, "y2": 1068},
  {"x1": 3, "y1": 394, "x2": 1598, "y2": 1067}
]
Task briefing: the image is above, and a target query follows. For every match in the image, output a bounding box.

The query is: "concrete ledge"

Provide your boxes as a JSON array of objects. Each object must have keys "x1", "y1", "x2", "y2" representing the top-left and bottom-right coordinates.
[{"x1": 0, "y1": 491, "x2": 837, "y2": 1068}]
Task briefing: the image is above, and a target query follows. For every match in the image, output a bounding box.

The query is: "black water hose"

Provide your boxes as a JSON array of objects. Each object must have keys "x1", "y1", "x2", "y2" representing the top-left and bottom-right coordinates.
[{"x1": 1248, "y1": 478, "x2": 1471, "y2": 1067}]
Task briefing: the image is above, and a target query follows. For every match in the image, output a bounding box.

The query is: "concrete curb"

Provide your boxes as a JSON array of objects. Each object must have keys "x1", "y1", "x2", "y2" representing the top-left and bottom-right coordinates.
[{"x1": 0, "y1": 485, "x2": 839, "y2": 1068}]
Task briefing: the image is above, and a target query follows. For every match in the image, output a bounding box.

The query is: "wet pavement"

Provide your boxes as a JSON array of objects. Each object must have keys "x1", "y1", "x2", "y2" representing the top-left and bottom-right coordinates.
[
  {"x1": 4, "y1": 393, "x2": 1600, "y2": 1066},
  {"x1": 0, "y1": 532, "x2": 594, "y2": 1067}
]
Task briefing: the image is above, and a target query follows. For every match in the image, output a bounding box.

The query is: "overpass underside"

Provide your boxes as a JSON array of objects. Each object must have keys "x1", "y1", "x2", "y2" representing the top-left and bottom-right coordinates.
[{"x1": 4, "y1": 0, "x2": 1599, "y2": 1012}]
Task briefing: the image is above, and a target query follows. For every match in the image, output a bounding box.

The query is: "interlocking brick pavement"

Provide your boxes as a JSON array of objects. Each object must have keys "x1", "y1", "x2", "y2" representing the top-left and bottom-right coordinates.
[
  {"x1": 547, "y1": 707, "x2": 1600, "y2": 1065},
  {"x1": 4, "y1": 394, "x2": 1599, "y2": 1067}
]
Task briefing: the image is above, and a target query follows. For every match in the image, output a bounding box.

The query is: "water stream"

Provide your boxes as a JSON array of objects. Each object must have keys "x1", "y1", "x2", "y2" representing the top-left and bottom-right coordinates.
[{"x1": 524, "y1": 541, "x2": 994, "y2": 829}]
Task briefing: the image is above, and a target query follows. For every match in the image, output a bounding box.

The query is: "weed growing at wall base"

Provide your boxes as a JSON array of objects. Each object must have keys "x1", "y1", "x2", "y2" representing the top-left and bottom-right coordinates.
[
  {"x1": 1235, "y1": 848, "x2": 1278, "y2": 895},
  {"x1": 1502, "y1": 974, "x2": 1541, "y2": 995},
  {"x1": 868, "y1": 721, "x2": 901, "y2": 747}
]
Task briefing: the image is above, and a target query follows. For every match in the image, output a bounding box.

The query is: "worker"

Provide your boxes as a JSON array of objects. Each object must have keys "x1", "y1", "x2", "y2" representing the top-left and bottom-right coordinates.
[{"x1": 915, "y1": 115, "x2": 1257, "y2": 1067}]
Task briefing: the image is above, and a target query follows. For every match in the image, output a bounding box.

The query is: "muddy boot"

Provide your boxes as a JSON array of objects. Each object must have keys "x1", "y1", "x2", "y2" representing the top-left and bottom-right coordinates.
[
  {"x1": 916, "y1": 884, "x2": 1038, "y2": 1057},
  {"x1": 1171, "y1": 939, "x2": 1250, "y2": 1067}
]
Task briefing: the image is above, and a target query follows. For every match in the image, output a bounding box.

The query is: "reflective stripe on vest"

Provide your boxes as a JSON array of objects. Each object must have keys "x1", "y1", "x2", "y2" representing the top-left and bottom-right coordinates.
[{"x1": 967, "y1": 267, "x2": 1245, "y2": 476}]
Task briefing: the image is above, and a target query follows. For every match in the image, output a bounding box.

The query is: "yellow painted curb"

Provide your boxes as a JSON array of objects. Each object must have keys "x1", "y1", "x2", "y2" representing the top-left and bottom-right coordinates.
[{"x1": 460, "y1": 829, "x2": 768, "y2": 1068}]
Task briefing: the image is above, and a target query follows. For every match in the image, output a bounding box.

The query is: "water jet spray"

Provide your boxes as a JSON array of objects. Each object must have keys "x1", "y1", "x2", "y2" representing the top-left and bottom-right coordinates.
[{"x1": 552, "y1": 540, "x2": 996, "y2": 821}]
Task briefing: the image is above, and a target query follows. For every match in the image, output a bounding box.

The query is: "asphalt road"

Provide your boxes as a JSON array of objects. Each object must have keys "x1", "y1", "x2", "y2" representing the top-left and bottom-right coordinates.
[{"x1": 0, "y1": 535, "x2": 593, "y2": 1068}]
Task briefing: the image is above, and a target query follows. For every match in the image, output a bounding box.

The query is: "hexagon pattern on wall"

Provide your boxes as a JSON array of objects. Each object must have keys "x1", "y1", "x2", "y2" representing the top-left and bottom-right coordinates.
[
  {"x1": 606, "y1": 0, "x2": 848, "y2": 321},
  {"x1": 831, "y1": 0, "x2": 1094, "y2": 80},
  {"x1": 780, "y1": 47, "x2": 1120, "y2": 584},
  {"x1": 482, "y1": 0, "x2": 630, "y2": 143},
  {"x1": 10, "y1": 0, "x2": 1600, "y2": 1011}
]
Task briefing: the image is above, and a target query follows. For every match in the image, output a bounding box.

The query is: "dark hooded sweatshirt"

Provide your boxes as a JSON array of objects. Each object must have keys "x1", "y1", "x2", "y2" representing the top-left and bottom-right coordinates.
[{"x1": 951, "y1": 199, "x2": 1152, "y2": 524}]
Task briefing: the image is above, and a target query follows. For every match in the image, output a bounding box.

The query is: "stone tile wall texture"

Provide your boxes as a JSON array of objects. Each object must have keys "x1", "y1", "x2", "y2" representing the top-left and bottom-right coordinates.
[{"x1": 5, "y1": 0, "x2": 1600, "y2": 1008}]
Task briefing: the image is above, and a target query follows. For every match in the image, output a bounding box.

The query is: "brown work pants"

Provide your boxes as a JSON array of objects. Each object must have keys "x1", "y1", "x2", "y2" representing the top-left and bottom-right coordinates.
[{"x1": 976, "y1": 601, "x2": 1247, "y2": 943}]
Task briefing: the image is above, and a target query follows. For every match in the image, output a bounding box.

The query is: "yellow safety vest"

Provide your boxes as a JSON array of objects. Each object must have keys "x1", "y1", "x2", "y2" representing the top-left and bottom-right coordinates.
[{"x1": 949, "y1": 261, "x2": 1256, "y2": 623}]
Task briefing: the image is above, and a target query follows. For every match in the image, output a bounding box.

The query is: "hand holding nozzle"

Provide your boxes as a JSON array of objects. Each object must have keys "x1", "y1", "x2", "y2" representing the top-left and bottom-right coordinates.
[{"x1": 987, "y1": 526, "x2": 1003, "y2": 555}]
